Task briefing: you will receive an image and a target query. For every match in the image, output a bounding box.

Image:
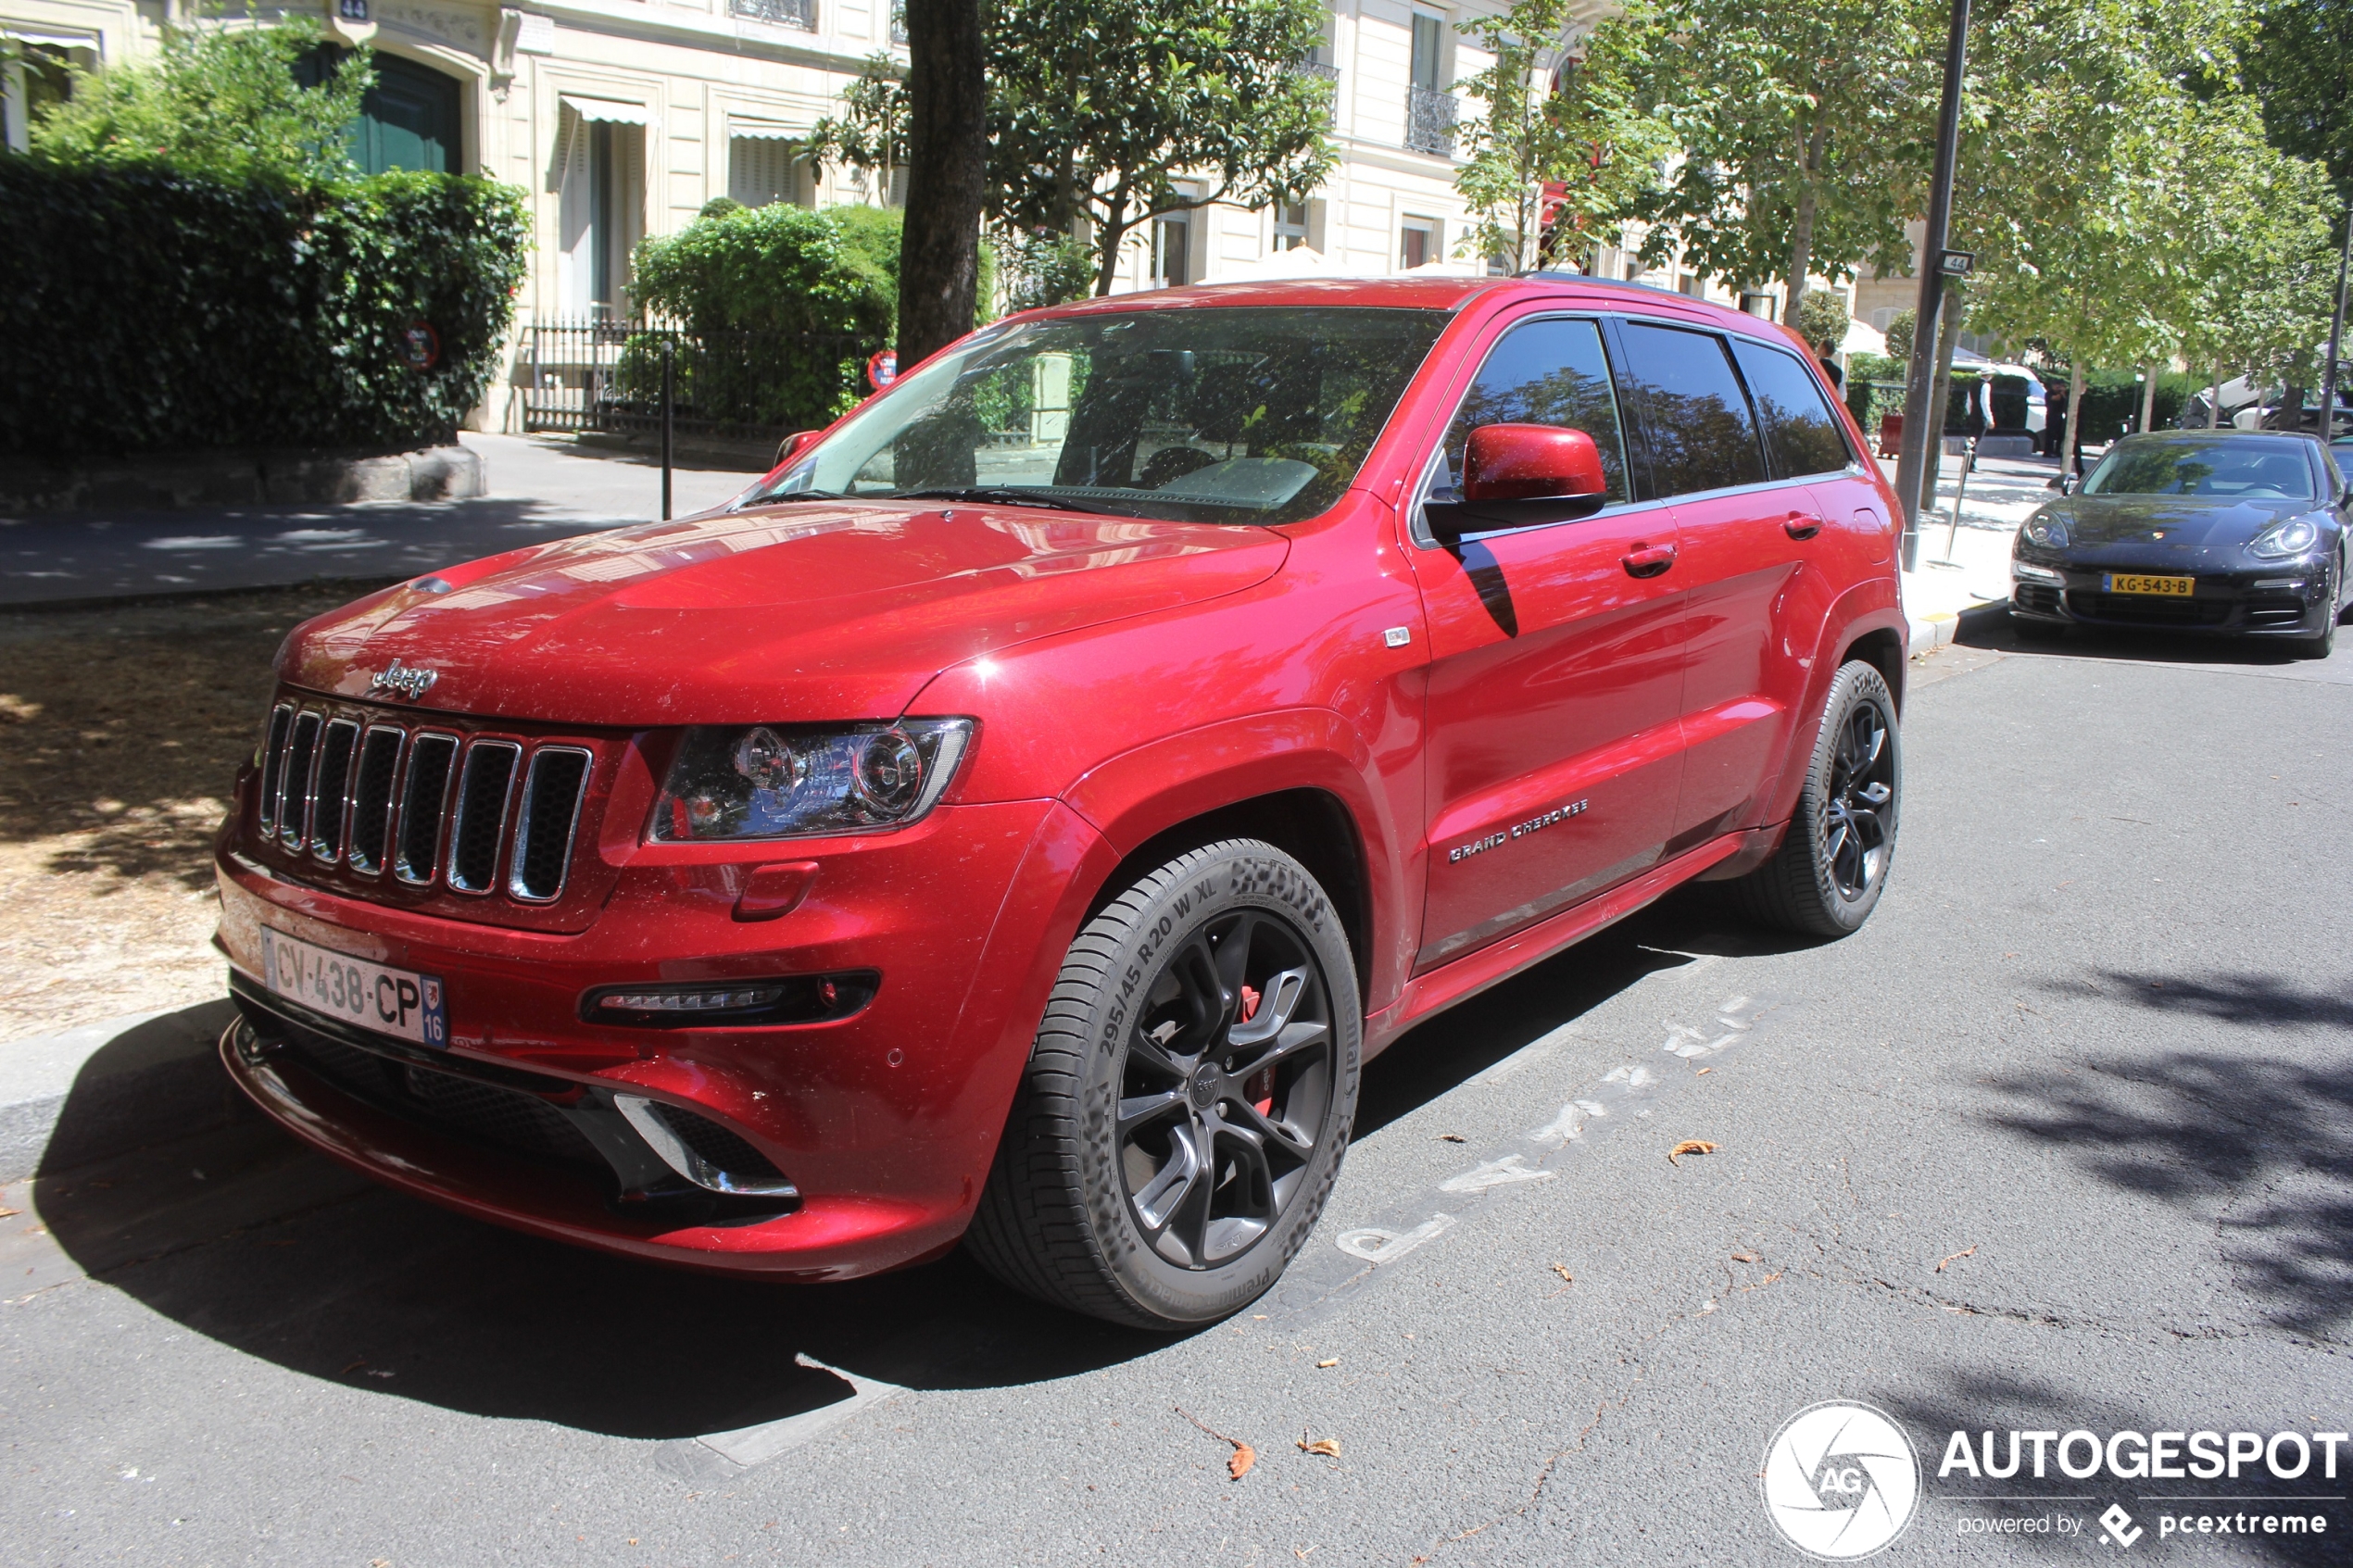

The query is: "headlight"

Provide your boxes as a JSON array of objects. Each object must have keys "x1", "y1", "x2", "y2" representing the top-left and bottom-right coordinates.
[
  {"x1": 2019, "y1": 513, "x2": 2068, "y2": 549},
  {"x1": 650, "y1": 719, "x2": 975, "y2": 841},
  {"x1": 2248, "y1": 517, "x2": 2321, "y2": 559}
]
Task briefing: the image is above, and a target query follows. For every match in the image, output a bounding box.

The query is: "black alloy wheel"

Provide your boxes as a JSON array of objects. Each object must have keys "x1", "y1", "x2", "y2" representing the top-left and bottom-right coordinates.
[
  {"x1": 966, "y1": 839, "x2": 1361, "y2": 1328},
  {"x1": 1725, "y1": 660, "x2": 1903, "y2": 937},
  {"x1": 1115, "y1": 909, "x2": 1335, "y2": 1271}
]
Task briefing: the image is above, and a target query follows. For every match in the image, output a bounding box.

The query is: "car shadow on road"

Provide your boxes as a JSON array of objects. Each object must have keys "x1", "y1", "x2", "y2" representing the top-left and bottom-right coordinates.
[
  {"x1": 1974, "y1": 967, "x2": 2353, "y2": 1344},
  {"x1": 1956, "y1": 603, "x2": 2347, "y2": 667},
  {"x1": 29, "y1": 889, "x2": 1814, "y2": 1441}
]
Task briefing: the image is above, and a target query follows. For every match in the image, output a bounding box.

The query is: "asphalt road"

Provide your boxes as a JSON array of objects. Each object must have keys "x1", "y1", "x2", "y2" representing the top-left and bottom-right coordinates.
[{"x1": 4, "y1": 623, "x2": 2350, "y2": 1566}]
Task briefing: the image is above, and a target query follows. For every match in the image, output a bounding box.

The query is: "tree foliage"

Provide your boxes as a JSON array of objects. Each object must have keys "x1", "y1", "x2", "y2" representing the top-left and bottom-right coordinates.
[
  {"x1": 988, "y1": 0, "x2": 1336, "y2": 295},
  {"x1": 26, "y1": 14, "x2": 371, "y2": 182},
  {"x1": 1625, "y1": 0, "x2": 1934, "y2": 317},
  {"x1": 2242, "y1": 0, "x2": 2353, "y2": 198},
  {"x1": 1452, "y1": 0, "x2": 1671, "y2": 274},
  {"x1": 806, "y1": 54, "x2": 912, "y2": 204}
]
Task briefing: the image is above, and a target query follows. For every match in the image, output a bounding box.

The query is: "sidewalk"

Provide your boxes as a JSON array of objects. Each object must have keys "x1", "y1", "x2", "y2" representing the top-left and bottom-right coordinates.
[
  {"x1": 0, "y1": 433, "x2": 757, "y2": 607},
  {"x1": 1893, "y1": 447, "x2": 2055, "y2": 653}
]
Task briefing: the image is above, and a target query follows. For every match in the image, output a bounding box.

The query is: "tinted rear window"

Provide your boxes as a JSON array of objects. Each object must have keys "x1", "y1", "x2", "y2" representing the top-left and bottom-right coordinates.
[
  {"x1": 1618, "y1": 323, "x2": 1767, "y2": 497},
  {"x1": 1729, "y1": 338, "x2": 1853, "y2": 478}
]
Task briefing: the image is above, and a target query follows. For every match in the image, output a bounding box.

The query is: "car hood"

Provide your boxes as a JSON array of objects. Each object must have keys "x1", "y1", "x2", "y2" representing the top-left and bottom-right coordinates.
[
  {"x1": 280, "y1": 501, "x2": 1290, "y2": 724},
  {"x1": 2038, "y1": 492, "x2": 2316, "y2": 548}
]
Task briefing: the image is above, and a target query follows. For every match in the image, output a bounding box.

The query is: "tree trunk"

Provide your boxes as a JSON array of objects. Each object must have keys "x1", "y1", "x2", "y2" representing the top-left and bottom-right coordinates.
[
  {"x1": 1783, "y1": 121, "x2": 1826, "y2": 326},
  {"x1": 1093, "y1": 194, "x2": 1131, "y2": 297},
  {"x1": 2062, "y1": 360, "x2": 2087, "y2": 481},
  {"x1": 897, "y1": 0, "x2": 988, "y2": 369},
  {"x1": 2209, "y1": 367, "x2": 2223, "y2": 429},
  {"x1": 1918, "y1": 285, "x2": 1968, "y2": 519},
  {"x1": 2139, "y1": 365, "x2": 2157, "y2": 433}
]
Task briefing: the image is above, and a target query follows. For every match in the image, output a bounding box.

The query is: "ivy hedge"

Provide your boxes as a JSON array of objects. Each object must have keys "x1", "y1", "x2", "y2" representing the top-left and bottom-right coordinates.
[{"x1": 0, "y1": 160, "x2": 526, "y2": 456}]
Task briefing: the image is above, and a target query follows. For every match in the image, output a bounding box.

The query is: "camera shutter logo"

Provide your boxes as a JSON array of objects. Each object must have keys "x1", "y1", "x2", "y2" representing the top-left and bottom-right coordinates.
[{"x1": 1762, "y1": 1401, "x2": 1921, "y2": 1560}]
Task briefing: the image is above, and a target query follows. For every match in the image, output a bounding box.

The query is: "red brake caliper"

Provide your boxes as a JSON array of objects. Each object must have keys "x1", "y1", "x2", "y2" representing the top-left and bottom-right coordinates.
[{"x1": 1237, "y1": 985, "x2": 1275, "y2": 1113}]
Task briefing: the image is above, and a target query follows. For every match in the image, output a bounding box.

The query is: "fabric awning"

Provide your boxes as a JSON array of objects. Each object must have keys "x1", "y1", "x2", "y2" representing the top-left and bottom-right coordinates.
[
  {"x1": 727, "y1": 120, "x2": 805, "y2": 141},
  {"x1": 560, "y1": 95, "x2": 654, "y2": 126}
]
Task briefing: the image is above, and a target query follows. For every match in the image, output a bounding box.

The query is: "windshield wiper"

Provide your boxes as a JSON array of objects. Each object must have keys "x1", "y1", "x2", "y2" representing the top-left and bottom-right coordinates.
[
  {"x1": 747, "y1": 487, "x2": 854, "y2": 504},
  {"x1": 891, "y1": 487, "x2": 1103, "y2": 513}
]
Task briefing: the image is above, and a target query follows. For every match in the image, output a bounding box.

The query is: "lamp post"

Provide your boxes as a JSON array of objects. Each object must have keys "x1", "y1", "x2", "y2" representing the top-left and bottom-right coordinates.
[{"x1": 1893, "y1": 0, "x2": 1972, "y2": 571}]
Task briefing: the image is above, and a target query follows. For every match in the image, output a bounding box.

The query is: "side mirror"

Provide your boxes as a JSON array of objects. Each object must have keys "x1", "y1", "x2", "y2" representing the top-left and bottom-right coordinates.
[
  {"x1": 774, "y1": 429, "x2": 823, "y2": 470},
  {"x1": 1423, "y1": 424, "x2": 1609, "y2": 545},
  {"x1": 2045, "y1": 472, "x2": 2077, "y2": 495}
]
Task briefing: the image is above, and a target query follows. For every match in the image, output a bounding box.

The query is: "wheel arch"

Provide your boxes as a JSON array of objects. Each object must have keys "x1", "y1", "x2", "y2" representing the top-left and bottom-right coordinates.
[{"x1": 1839, "y1": 623, "x2": 1908, "y2": 713}]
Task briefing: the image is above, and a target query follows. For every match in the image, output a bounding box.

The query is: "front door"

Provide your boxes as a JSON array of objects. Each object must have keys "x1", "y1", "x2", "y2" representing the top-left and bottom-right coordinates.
[{"x1": 1404, "y1": 314, "x2": 1688, "y2": 972}]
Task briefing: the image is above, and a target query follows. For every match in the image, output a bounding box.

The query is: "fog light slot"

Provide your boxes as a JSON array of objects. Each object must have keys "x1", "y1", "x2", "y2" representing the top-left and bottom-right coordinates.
[{"x1": 581, "y1": 972, "x2": 877, "y2": 1028}]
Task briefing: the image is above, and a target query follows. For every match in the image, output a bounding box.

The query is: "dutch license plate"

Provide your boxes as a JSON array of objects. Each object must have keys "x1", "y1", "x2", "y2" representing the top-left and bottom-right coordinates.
[
  {"x1": 257, "y1": 927, "x2": 447, "y2": 1047},
  {"x1": 2103, "y1": 572, "x2": 2194, "y2": 596}
]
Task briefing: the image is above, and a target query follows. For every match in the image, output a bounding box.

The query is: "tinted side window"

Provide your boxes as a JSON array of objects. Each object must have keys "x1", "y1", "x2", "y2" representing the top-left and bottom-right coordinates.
[
  {"x1": 1618, "y1": 323, "x2": 1766, "y2": 496},
  {"x1": 1729, "y1": 338, "x2": 1855, "y2": 478},
  {"x1": 1436, "y1": 318, "x2": 1631, "y2": 507}
]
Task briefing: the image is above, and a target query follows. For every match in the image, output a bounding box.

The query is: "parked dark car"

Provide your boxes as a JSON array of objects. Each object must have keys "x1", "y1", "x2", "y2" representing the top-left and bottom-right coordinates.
[{"x1": 2010, "y1": 431, "x2": 2348, "y2": 657}]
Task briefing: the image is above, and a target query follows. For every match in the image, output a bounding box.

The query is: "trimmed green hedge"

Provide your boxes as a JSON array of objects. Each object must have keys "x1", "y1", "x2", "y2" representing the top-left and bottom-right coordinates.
[{"x1": 0, "y1": 160, "x2": 526, "y2": 456}]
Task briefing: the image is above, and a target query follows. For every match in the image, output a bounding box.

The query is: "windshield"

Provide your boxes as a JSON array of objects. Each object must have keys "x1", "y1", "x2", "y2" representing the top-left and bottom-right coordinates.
[
  {"x1": 742, "y1": 306, "x2": 1451, "y2": 524},
  {"x1": 2082, "y1": 437, "x2": 2318, "y2": 501}
]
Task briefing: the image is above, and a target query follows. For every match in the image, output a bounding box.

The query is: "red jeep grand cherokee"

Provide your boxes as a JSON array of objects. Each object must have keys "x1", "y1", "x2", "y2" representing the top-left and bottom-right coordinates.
[{"x1": 215, "y1": 276, "x2": 1906, "y2": 1328}]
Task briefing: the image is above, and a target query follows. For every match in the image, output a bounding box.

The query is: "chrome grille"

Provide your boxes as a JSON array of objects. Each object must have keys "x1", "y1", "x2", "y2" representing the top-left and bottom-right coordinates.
[
  {"x1": 258, "y1": 705, "x2": 594, "y2": 905},
  {"x1": 446, "y1": 740, "x2": 521, "y2": 895}
]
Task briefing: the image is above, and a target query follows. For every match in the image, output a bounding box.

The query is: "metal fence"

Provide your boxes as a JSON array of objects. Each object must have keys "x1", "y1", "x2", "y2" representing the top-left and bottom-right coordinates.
[{"x1": 518, "y1": 319, "x2": 875, "y2": 446}]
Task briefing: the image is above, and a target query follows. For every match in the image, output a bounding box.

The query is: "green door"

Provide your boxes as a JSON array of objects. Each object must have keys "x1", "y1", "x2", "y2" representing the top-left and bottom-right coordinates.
[{"x1": 353, "y1": 56, "x2": 461, "y2": 174}]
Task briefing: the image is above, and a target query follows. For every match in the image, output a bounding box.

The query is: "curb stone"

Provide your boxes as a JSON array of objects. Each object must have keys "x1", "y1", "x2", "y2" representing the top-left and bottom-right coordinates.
[{"x1": 0, "y1": 1000, "x2": 244, "y2": 1185}]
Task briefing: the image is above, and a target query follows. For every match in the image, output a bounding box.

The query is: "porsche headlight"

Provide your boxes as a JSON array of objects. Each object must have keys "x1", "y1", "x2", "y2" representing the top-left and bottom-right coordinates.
[
  {"x1": 651, "y1": 720, "x2": 975, "y2": 841},
  {"x1": 2248, "y1": 517, "x2": 2321, "y2": 560},
  {"x1": 2019, "y1": 513, "x2": 2068, "y2": 549}
]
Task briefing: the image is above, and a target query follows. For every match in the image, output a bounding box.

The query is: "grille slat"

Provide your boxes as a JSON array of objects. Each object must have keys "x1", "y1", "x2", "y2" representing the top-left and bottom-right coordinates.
[
  {"x1": 395, "y1": 732, "x2": 460, "y2": 885},
  {"x1": 277, "y1": 711, "x2": 322, "y2": 850},
  {"x1": 258, "y1": 704, "x2": 294, "y2": 834},
  {"x1": 447, "y1": 741, "x2": 522, "y2": 895},
  {"x1": 254, "y1": 702, "x2": 595, "y2": 907},
  {"x1": 346, "y1": 727, "x2": 405, "y2": 876},
  {"x1": 308, "y1": 720, "x2": 360, "y2": 862},
  {"x1": 510, "y1": 747, "x2": 592, "y2": 902}
]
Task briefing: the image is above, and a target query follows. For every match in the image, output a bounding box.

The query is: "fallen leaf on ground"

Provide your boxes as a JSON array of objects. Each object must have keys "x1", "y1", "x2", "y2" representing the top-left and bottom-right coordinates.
[
  {"x1": 1551, "y1": 1263, "x2": 1574, "y2": 1285},
  {"x1": 1935, "y1": 1245, "x2": 1978, "y2": 1273},
  {"x1": 1731, "y1": 1251, "x2": 1759, "y2": 1263},
  {"x1": 1298, "y1": 1436, "x2": 1341, "y2": 1458},
  {"x1": 1315, "y1": 1358, "x2": 1339, "y2": 1368},
  {"x1": 1695, "y1": 1067, "x2": 1712, "y2": 1075},
  {"x1": 1230, "y1": 1443, "x2": 1256, "y2": 1478},
  {"x1": 1667, "y1": 1139, "x2": 1718, "y2": 1165},
  {"x1": 1437, "y1": 1133, "x2": 1466, "y2": 1143}
]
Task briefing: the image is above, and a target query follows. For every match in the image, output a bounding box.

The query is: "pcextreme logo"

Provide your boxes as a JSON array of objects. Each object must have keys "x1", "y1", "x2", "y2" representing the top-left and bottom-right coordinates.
[{"x1": 1762, "y1": 1401, "x2": 1923, "y2": 1560}]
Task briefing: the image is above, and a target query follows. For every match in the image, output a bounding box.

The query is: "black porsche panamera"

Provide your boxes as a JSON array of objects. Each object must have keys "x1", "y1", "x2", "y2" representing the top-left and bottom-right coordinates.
[{"x1": 2009, "y1": 431, "x2": 2350, "y2": 657}]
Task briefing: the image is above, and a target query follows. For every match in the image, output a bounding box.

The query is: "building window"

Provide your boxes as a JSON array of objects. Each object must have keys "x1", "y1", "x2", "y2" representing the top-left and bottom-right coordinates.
[
  {"x1": 889, "y1": 0, "x2": 907, "y2": 44},
  {"x1": 1869, "y1": 307, "x2": 1900, "y2": 331},
  {"x1": 1152, "y1": 212, "x2": 1192, "y2": 288},
  {"x1": 557, "y1": 105, "x2": 648, "y2": 319},
  {"x1": 1486, "y1": 249, "x2": 1513, "y2": 276},
  {"x1": 1738, "y1": 292, "x2": 1778, "y2": 318},
  {"x1": 1273, "y1": 203, "x2": 1311, "y2": 252},
  {"x1": 731, "y1": 0, "x2": 816, "y2": 31},
  {"x1": 1295, "y1": 15, "x2": 1338, "y2": 82},
  {"x1": 1625, "y1": 257, "x2": 1643, "y2": 281},
  {"x1": 2, "y1": 36, "x2": 90, "y2": 153},
  {"x1": 1678, "y1": 273, "x2": 1704, "y2": 297},
  {"x1": 1405, "y1": 13, "x2": 1456, "y2": 157},
  {"x1": 729, "y1": 134, "x2": 806, "y2": 208},
  {"x1": 1400, "y1": 217, "x2": 1441, "y2": 270}
]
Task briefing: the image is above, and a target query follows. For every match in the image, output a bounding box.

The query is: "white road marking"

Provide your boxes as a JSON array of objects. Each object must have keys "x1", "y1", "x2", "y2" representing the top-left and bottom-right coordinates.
[
  {"x1": 694, "y1": 1355, "x2": 904, "y2": 1468},
  {"x1": 1438, "y1": 1154, "x2": 1556, "y2": 1194},
  {"x1": 1335, "y1": 1211, "x2": 1458, "y2": 1263},
  {"x1": 1525, "y1": 1103, "x2": 1590, "y2": 1148},
  {"x1": 1601, "y1": 1063, "x2": 1656, "y2": 1086}
]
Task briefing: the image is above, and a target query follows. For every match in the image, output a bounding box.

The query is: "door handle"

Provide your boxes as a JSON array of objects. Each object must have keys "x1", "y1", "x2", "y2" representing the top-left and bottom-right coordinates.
[
  {"x1": 1621, "y1": 544, "x2": 1677, "y2": 579},
  {"x1": 1783, "y1": 511, "x2": 1823, "y2": 541}
]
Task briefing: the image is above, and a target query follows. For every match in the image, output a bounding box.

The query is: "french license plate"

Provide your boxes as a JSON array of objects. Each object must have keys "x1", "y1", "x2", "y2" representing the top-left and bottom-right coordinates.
[
  {"x1": 257, "y1": 927, "x2": 447, "y2": 1047},
  {"x1": 2103, "y1": 572, "x2": 2194, "y2": 596}
]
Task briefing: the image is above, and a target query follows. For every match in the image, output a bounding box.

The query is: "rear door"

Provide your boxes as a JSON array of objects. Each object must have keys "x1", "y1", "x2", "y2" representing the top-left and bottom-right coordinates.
[
  {"x1": 1615, "y1": 320, "x2": 1813, "y2": 843},
  {"x1": 1403, "y1": 314, "x2": 1687, "y2": 972}
]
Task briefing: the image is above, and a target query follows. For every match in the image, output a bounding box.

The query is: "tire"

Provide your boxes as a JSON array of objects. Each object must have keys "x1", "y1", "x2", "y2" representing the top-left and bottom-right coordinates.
[
  {"x1": 1724, "y1": 661, "x2": 1902, "y2": 938},
  {"x1": 965, "y1": 839, "x2": 1362, "y2": 1329}
]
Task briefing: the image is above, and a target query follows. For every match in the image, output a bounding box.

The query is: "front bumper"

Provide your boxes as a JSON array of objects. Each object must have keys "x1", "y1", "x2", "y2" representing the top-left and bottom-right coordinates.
[
  {"x1": 214, "y1": 793, "x2": 1107, "y2": 1279},
  {"x1": 2010, "y1": 556, "x2": 2333, "y2": 636}
]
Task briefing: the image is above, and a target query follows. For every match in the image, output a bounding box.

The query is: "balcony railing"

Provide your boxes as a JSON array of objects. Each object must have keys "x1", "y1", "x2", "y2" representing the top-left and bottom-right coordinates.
[
  {"x1": 1406, "y1": 83, "x2": 1458, "y2": 157},
  {"x1": 732, "y1": 0, "x2": 815, "y2": 31},
  {"x1": 1293, "y1": 59, "x2": 1340, "y2": 82}
]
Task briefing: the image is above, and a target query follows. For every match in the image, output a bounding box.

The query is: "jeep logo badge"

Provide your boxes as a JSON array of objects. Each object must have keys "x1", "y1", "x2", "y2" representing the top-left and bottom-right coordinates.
[{"x1": 368, "y1": 659, "x2": 437, "y2": 700}]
